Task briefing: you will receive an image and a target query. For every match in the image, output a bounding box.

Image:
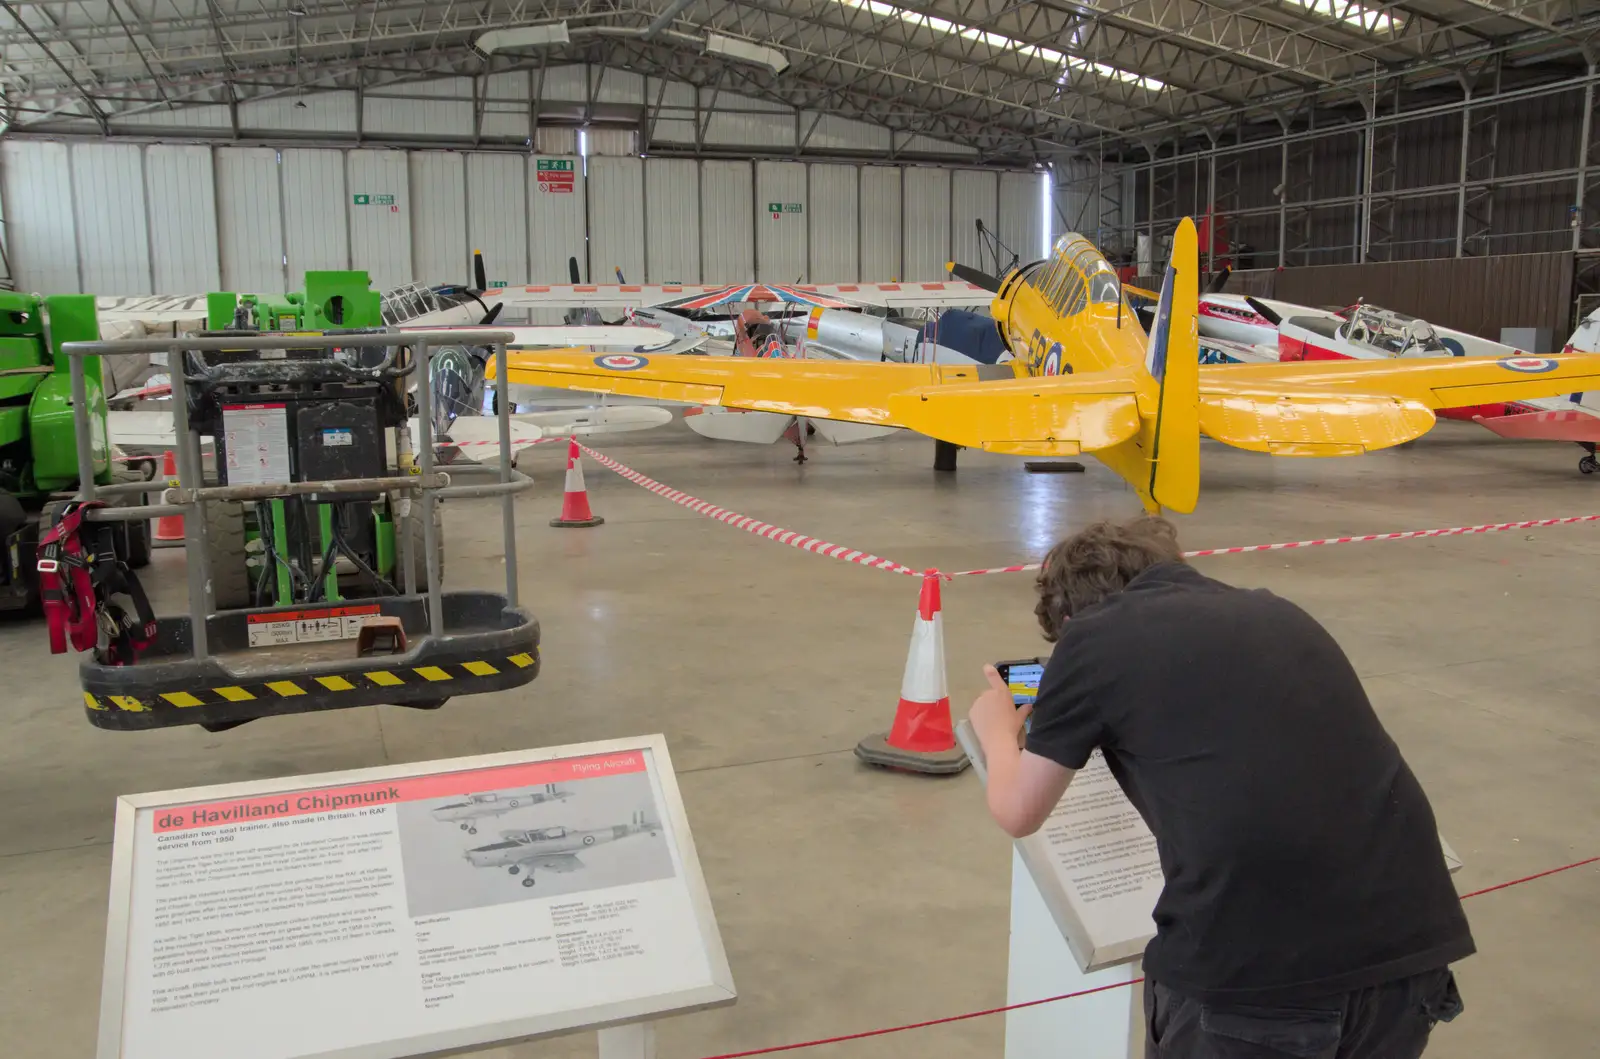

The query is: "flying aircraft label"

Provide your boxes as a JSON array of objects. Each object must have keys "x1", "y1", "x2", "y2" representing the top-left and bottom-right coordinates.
[{"x1": 103, "y1": 738, "x2": 733, "y2": 1059}]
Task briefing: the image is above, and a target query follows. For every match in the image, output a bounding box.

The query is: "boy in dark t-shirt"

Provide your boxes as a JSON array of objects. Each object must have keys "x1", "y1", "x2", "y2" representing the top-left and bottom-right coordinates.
[{"x1": 967, "y1": 515, "x2": 1471, "y2": 1059}]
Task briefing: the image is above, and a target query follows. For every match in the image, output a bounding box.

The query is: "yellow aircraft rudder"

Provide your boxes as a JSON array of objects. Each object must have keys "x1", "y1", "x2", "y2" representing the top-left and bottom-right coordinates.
[{"x1": 1144, "y1": 217, "x2": 1201, "y2": 513}]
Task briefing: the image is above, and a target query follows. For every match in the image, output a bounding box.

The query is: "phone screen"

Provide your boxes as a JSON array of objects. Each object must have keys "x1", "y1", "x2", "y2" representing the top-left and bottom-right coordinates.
[{"x1": 996, "y1": 660, "x2": 1045, "y2": 707}]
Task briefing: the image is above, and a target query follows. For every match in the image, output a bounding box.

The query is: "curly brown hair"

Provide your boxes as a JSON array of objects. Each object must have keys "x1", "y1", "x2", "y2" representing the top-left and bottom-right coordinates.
[{"x1": 1034, "y1": 515, "x2": 1185, "y2": 641}]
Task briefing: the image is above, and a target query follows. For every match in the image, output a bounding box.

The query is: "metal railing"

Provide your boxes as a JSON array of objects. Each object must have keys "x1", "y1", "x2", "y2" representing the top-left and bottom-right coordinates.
[{"x1": 58, "y1": 327, "x2": 531, "y2": 661}]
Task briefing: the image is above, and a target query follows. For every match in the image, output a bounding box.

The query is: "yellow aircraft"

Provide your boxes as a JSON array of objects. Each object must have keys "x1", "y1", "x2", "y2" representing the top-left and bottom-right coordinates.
[{"x1": 496, "y1": 218, "x2": 1600, "y2": 513}]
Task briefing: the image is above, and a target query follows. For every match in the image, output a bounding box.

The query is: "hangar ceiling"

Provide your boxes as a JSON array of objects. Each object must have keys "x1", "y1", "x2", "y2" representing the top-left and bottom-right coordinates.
[{"x1": 0, "y1": 0, "x2": 1596, "y2": 162}]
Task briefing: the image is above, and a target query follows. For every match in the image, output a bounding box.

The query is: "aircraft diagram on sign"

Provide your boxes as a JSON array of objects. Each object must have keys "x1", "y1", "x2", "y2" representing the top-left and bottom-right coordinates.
[
  {"x1": 487, "y1": 217, "x2": 1600, "y2": 513},
  {"x1": 430, "y1": 784, "x2": 574, "y2": 834},
  {"x1": 463, "y1": 811, "x2": 662, "y2": 887}
]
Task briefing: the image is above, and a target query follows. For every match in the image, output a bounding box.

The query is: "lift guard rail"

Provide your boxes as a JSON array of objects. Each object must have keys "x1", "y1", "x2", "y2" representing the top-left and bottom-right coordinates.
[{"x1": 57, "y1": 328, "x2": 531, "y2": 662}]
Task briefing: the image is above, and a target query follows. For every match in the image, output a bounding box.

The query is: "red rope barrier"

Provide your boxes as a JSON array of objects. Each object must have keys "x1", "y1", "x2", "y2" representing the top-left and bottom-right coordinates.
[{"x1": 691, "y1": 854, "x2": 1599, "y2": 1059}]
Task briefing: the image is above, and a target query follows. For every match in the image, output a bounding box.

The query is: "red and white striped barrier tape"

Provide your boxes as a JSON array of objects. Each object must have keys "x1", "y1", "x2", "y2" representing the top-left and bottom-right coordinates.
[
  {"x1": 568, "y1": 443, "x2": 1600, "y2": 578},
  {"x1": 577, "y1": 444, "x2": 920, "y2": 574},
  {"x1": 692, "y1": 854, "x2": 1599, "y2": 1059}
]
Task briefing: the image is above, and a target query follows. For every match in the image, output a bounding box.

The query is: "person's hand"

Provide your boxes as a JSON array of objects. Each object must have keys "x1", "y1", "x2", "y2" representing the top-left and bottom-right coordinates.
[{"x1": 969, "y1": 664, "x2": 1031, "y2": 752}]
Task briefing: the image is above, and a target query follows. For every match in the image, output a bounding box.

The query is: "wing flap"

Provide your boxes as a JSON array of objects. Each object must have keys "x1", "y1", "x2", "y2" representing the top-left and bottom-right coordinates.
[
  {"x1": 1200, "y1": 389, "x2": 1436, "y2": 454},
  {"x1": 885, "y1": 371, "x2": 1142, "y2": 455}
]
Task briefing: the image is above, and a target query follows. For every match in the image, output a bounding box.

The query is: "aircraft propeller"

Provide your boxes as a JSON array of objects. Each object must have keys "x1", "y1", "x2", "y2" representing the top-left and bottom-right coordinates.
[
  {"x1": 1244, "y1": 296, "x2": 1283, "y2": 327},
  {"x1": 448, "y1": 249, "x2": 505, "y2": 326},
  {"x1": 1204, "y1": 266, "x2": 1232, "y2": 294},
  {"x1": 947, "y1": 261, "x2": 1003, "y2": 293}
]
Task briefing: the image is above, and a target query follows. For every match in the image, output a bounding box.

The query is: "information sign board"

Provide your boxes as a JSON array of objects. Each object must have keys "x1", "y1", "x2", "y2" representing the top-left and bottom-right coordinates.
[{"x1": 96, "y1": 735, "x2": 734, "y2": 1059}]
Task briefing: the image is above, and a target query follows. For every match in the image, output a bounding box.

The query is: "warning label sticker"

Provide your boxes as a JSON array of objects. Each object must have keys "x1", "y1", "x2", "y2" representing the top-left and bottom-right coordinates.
[{"x1": 246, "y1": 604, "x2": 382, "y2": 649}]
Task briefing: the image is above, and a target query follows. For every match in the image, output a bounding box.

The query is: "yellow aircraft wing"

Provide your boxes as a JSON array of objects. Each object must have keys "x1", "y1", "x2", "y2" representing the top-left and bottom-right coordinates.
[
  {"x1": 497, "y1": 350, "x2": 1021, "y2": 428},
  {"x1": 497, "y1": 349, "x2": 1147, "y2": 457},
  {"x1": 1199, "y1": 353, "x2": 1600, "y2": 454}
]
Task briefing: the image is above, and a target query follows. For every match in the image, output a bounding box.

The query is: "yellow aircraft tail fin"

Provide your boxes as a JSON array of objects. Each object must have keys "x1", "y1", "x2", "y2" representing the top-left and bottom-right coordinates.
[{"x1": 1143, "y1": 218, "x2": 1201, "y2": 513}]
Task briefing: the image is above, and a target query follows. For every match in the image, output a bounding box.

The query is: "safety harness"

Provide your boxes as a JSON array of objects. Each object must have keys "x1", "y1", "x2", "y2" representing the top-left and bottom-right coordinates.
[{"x1": 37, "y1": 501, "x2": 156, "y2": 666}]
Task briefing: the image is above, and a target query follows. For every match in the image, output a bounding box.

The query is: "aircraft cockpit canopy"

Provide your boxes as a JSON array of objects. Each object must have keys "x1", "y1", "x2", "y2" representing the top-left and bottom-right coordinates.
[{"x1": 1029, "y1": 233, "x2": 1124, "y2": 319}]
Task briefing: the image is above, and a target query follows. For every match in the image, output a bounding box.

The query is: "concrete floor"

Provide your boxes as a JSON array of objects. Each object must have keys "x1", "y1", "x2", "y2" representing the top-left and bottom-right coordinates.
[{"x1": 2, "y1": 419, "x2": 1597, "y2": 1059}]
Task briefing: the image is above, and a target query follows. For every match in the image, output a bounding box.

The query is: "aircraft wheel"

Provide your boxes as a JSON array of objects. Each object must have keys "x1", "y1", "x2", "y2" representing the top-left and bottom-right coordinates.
[
  {"x1": 1580, "y1": 456, "x2": 1597, "y2": 475},
  {"x1": 521, "y1": 877, "x2": 536, "y2": 888},
  {"x1": 509, "y1": 799, "x2": 519, "y2": 807},
  {"x1": 508, "y1": 866, "x2": 519, "y2": 875},
  {"x1": 468, "y1": 827, "x2": 478, "y2": 835},
  {"x1": 459, "y1": 823, "x2": 469, "y2": 830}
]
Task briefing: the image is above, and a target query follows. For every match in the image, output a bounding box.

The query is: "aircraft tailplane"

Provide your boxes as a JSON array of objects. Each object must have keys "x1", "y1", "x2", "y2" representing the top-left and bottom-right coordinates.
[{"x1": 1141, "y1": 218, "x2": 1201, "y2": 514}]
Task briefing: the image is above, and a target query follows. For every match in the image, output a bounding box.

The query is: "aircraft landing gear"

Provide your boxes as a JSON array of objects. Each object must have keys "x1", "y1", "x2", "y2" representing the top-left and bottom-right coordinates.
[
  {"x1": 1581, "y1": 455, "x2": 1597, "y2": 475},
  {"x1": 521, "y1": 876, "x2": 536, "y2": 888},
  {"x1": 508, "y1": 865, "x2": 519, "y2": 875}
]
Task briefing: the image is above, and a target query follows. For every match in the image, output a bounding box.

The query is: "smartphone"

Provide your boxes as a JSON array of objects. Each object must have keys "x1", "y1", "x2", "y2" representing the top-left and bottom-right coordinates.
[{"x1": 994, "y1": 658, "x2": 1045, "y2": 708}]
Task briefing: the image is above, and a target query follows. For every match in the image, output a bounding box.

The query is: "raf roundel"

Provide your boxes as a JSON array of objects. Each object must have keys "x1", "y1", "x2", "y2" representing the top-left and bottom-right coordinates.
[
  {"x1": 1497, "y1": 356, "x2": 1560, "y2": 374},
  {"x1": 594, "y1": 353, "x2": 650, "y2": 371}
]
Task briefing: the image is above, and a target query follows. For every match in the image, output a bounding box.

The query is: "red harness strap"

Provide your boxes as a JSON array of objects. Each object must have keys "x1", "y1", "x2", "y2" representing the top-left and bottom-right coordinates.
[{"x1": 37, "y1": 502, "x2": 156, "y2": 666}]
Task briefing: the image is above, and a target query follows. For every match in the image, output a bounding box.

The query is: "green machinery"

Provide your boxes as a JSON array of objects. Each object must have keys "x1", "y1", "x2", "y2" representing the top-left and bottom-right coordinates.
[
  {"x1": 193, "y1": 270, "x2": 436, "y2": 610},
  {"x1": 0, "y1": 292, "x2": 148, "y2": 611},
  {"x1": 206, "y1": 270, "x2": 383, "y2": 333}
]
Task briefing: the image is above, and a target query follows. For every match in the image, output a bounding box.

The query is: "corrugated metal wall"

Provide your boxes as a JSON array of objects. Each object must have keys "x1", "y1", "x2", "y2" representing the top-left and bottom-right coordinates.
[
  {"x1": 1112, "y1": 85, "x2": 1593, "y2": 269},
  {"x1": 1272, "y1": 252, "x2": 1575, "y2": 340},
  {"x1": 702, "y1": 161, "x2": 754, "y2": 282},
  {"x1": 528, "y1": 155, "x2": 587, "y2": 284},
  {"x1": 808, "y1": 164, "x2": 859, "y2": 281},
  {"x1": 282, "y1": 148, "x2": 350, "y2": 277},
  {"x1": 466, "y1": 153, "x2": 528, "y2": 287},
  {"x1": 1201, "y1": 253, "x2": 1575, "y2": 339},
  {"x1": 70, "y1": 142, "x2": 150, "y2": 295},
  {"x1": 346, "y1": 150, "x2": 412, "y2": 291},
  {"x1": 409, "y1": 152, "x2": 466, "y2": 284},
  {"x1": 146, "y1": 145, "x2": 220, "y2": 293},
  {"x1": 950, "y1": 169, "x2": 998, "y2": 275},
  {"x1": 2, "y1": 140, "x2": 79, "y2": 292},
  {"x1": 645, "y1": 158, "x2": 700, "y2": 283},
  {"x1": 998, "y1": 171, "x2": 1047, "y2": 268},
  {"x1": 215, "y1": 147, "x2": 285, "y2": 293},
  {"x1": 860, "y1": 167, "x2": 902, "y2": 280},
  {"x1": 2, "y1": 140, "x2": 1032, "y2": 297},
  {"x1": 755, "y1": 161, "x2": 808, "y2": 282},
  {"x1": 903, "y1": 166, "x2": 952, "y2": 281},
  {"x1": 589, "y1": 156, "x2": 645, "y2": 284}
]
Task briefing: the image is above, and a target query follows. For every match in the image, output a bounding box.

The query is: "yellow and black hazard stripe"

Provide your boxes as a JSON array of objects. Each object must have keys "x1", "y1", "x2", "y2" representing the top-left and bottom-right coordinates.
[{"x1": 84, "y1": 651, "x2": 537, "y2": 714}]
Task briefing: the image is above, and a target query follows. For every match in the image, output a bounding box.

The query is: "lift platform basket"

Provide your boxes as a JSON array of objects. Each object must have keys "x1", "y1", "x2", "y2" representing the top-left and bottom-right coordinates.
[{"x1": 81, "y1": 592, "x2": 539, "y2": 731}]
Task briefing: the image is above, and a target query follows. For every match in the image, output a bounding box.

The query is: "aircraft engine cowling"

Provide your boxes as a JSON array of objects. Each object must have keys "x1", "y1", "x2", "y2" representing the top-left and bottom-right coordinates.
[{"x1": 801, "y1": 308, "x2": 891, "y2": 360}]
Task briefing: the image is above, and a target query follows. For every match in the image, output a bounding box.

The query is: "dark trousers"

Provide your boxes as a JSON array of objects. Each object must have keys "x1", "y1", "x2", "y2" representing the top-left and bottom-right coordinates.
[{"x1": 1144, "y1": 968, "x2": 1464, "y2": 1058}]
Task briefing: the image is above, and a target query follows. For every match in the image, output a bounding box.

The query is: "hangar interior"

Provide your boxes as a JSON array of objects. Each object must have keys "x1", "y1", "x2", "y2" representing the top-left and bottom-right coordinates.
[{"x1": 0, "y1": 2, "x2": 1596, "y2": 1058}]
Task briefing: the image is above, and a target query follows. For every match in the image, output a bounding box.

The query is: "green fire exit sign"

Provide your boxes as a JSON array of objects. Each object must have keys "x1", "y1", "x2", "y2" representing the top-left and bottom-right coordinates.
[
  {"x1": 767, "y1": 202, "x2": 803, "y2": 215},
  {"x1": 353, "y1": 194, "x2": 395, "y2": 205}
]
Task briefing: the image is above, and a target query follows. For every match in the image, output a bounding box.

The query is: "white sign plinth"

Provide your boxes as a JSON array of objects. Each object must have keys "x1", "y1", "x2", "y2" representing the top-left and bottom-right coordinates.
[
  {"x1": 95, "y1": 735, "x2": 734, "y2": 1059},
  {"x1": 957, "y1": 720, "x2": 1465, "y2": 1059}
]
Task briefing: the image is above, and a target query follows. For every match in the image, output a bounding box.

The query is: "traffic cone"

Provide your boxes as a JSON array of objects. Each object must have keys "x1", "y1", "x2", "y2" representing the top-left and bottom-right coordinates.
[
  {"x1": 153, "y1": 450, "x2": 185, "y2": 543},
  {"x1": 549, "y1": 437, "x2": 605, "y2": 528},
  {"x1": 855, "y1": 570, "x2": 969, "y2": 775}
]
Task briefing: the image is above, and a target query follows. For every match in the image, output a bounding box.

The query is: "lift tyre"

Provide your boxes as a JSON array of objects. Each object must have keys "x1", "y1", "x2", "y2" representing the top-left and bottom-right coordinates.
[
  {"x1": 1581, "y1": 456, "x2": 1597, "y2": 475},
  {"x1": 204, "y1": 501, "x2": 254, "y2": 611},
  {"x1": 934, "y1": 439, "x2": 959, "y2": 472}
]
